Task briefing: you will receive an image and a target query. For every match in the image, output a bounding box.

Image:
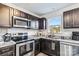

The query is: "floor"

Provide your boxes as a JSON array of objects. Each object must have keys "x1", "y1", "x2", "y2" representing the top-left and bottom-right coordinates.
[{"x1": 36, "y1": 53, "x2": 48, "y2": 56}]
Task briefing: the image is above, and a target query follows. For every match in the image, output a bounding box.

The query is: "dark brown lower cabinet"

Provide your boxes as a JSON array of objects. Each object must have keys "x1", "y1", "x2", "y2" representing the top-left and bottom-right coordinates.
[
  {"x1": 63, "y1": 8, "x2": 79, "y2": 28},
  {"x1": 40, "y1": 39, "x2": 46, "y2": 53},
  {"x1": 0, "y1": 45, "x2": 16, "y2": 56},
  {"x1": 34, "y1": 38, "x2": 60, "y2": 56},
  {"x1": 40, "y1": 39, "x2": 52, "y2": 55},
  {"x1": 34, "y1": 39, "x2": 40, "y2": 55},
  {"x1": 40, "y1": 39, "x2": 50, "y2": 55},
  {"x1": 40, "y1": 39, "x2": 60, "y2": 56}
]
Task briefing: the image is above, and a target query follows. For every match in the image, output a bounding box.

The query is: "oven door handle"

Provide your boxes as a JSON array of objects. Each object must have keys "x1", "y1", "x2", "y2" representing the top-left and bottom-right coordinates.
[{"x1": 16, "y1": 41, "x2": 34, "y2": 46}]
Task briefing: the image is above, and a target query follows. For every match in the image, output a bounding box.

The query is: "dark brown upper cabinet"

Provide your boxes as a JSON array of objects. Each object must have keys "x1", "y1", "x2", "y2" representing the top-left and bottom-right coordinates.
[
  {"x1": 63, "y1": 10, "x2": 73, "y2": 28},
  {"x1": 27, "y1": 14, "x2": 34, "y2": 20},
  {"x1": 20, "y1": 11, "x2": 26, "y2": 18},
  {"x1": 9, "y1": 8, "x2": 14, "y2": 27},
  {"x1": 73, "y1": 8, "x2": 79, "y2": 28},
  {"x1": 38, "y1": 18, "x2": 47, "y2": 29},
  {"x1": 0, "y1": 4, "x2": 46, "y2": 29},
  {"x1": 14, "y1": 9, "x2": 29, "y2": 19},
  {"x1": 63, "y1": 8, "x2": 79, "y2": 28},
  {"x1": 0, "y1": 4, "x2": 12, "y2": 27},
  {"x1": 13, "y1": 9, "x2": 21, "y2": 17}
]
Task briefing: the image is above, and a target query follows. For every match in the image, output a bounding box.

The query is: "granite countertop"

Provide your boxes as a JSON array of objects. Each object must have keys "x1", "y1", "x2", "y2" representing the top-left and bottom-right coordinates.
[
  {"x1": 1, "y1": 35, "x2": 79, "y2": 48},
  {"x1": 32, "y1": 36, "x2": 79, "y2": 46},
  {"x1": 0, "y1": 40, "x2": 16, "y2": 48}
]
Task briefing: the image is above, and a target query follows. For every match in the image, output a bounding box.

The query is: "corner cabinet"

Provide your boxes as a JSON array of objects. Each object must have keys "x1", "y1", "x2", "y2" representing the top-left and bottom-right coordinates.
[
  {"x1": 63, "y1": 8, "x2": 79, "y2": 28},
  {"x1": 40, "y1": 39, "x2": 60, "y2": 56},
  {"x1": 38, "y1": 18, "x2": 47, "y2": 29}
]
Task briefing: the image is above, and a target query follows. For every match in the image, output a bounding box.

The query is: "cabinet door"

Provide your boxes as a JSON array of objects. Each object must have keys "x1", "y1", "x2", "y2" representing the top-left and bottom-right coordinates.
[
  {"x1": 20, "y1": 11, "x2": 26, "y2": 18},
  {"x1": 63, "y1": 10, "x2": 73, "y2": 28},
  {"x1": 31, "y1": 20, "x2": 38, "y2": 29},
  {"x1": 35, "y1": 43, "x2": 40, "y2": 55},
  {"x1": 27, "y1": 21, "x2": 31, "y2": 28},
  {"x1": 35, "y1": 39, "x2": 40, "y2": 55},
  {"x1": 45, "y1": 40, "x2": 51, "y2": 55},
  {"x1": 14, "y1": 9, "x2": 21, "y2": 17},
  {"x1": 40, "y1": 39, "x2": 46, "y2": 53},
  {"x1": 55, "y1": 41, "x2": 60, "y2": 56},
  {"x1": 40, "y1": 39, "x2": 50, "y2": 55},
  {"x1": 27, "y1": 14, "x2": 31, "y2": 19},
  {"x1": 38, "y1": 19, "x2": 44, "y2": 29},
  {"x1": 38, "y1": 18, "x2": 47, "y2": 29},
  {"x1": 9, "y1": 8, "x2": 14, "y2": 26},
  {"x1": 46, "y1": 39, "x2": 57, "y2": 56},
  {"x1": 73, "y1": 8, "x2": 79, "y2": 27},
  {"x1": 0, "y1": 4, "x2": 10, "y2": 27},
  {"x1": 0, "y1": 51, "x2": 15, "y2": 56}
]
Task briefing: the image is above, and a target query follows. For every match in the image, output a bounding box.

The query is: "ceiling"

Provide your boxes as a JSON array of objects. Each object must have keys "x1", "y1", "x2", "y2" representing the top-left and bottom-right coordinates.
[{"x1": 13, "y1": 3, "x2": 74, "y2": 16}]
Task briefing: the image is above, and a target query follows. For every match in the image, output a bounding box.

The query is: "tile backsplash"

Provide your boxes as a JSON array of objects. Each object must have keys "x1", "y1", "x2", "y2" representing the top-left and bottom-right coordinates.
[
  {"x1": 7, "y1": 28, "x2": 38, "y2": 35},
  {"x1": 0, "y1": 28, "x2": 38, "y2": 35},
  {"x1": 0, "y1": 28, "x2": 8, "y2": 41},
  {"x1": 0, "y1": 28, "x2": 8, "y2": 36},
  {"x1": 0, "y1": 28, "x2": 39, "y2": 41}
]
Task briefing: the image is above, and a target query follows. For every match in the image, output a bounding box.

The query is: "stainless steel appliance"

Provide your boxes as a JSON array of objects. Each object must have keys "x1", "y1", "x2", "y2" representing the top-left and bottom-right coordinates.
[
  {"x1": 12, "y1": 16, "x2": 31, "y2": 28},
  {"x1": 11, "y1": 33, "x2": 28, "y2": 43},
  {"x1": 16, "y1": 40, "x2": 34, "y2": 56},
  {"x1": 11, "y1": 33, "x2": 34, "y2": 56},
  {"x1": 72, "y1": 32, "x2": 79, "y2": 41}
]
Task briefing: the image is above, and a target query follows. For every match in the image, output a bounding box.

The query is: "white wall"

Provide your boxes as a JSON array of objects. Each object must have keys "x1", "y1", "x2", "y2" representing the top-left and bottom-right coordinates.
[
  {"x1": 0, "y1": 28, "x2": 38, "y2": 35},
  {"x1": 7, "y1": 28, "x2": 38, "y2": 35},
  {"x1": 41, "y1": 3, "x2": 77, "y2": 19},
  {"x1": 0, "y1": 28, "x2": 38, "y2": 41}
]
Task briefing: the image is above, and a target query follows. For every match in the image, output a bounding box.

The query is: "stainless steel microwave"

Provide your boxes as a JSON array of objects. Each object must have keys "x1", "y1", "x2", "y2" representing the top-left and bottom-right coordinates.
[{"x1": 12, "y1": 16, "x2": 31, "y2": 28}]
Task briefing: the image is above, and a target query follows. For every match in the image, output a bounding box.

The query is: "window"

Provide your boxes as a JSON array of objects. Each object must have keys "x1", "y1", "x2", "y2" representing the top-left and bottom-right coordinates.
[{"x1": 48, "y1": 16, "x2": 61, "y2": 34}]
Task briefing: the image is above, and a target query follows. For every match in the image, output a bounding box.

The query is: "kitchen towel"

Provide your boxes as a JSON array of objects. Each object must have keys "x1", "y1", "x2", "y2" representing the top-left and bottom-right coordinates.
[
  {"x1": 26, "y1": 43, "x2": 31, "y2": 51},
  {"x1": 52, "y1": 43, "x2": 55, "y2": 50}
]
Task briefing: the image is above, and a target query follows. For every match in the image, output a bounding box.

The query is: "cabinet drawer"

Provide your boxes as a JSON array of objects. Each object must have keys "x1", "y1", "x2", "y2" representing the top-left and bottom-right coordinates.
[
  {"x1": 0, "y1": 45, "x2": 15, "y2": 54},
  {"x1": 0, "y1": 51, "x2": 15, "y2": 56}
]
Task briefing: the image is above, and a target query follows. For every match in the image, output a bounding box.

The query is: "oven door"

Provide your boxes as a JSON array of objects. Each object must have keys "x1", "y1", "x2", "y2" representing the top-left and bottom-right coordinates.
[{"x1": 16, "y1": 41, "x2": 34, "y2": 56}]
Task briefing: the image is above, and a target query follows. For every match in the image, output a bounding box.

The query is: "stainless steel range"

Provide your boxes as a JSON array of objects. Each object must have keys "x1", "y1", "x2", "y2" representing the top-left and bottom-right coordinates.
[
  {"x1": 11, "y1": 33, "x2": 28, "y2": 43},
  {"x1": 11, "y1": 33, "x2": 34, "y2": 56}
]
